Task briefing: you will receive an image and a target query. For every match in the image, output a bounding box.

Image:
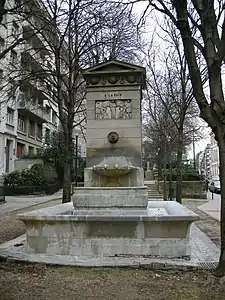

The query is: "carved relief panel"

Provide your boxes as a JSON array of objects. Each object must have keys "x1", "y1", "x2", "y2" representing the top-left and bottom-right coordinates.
[{"x1": 95, "y1": 99, "x2": 132, "y2": 120}]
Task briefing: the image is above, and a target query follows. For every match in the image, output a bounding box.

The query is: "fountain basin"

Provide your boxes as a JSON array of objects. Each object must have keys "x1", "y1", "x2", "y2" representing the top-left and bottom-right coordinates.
[
  {"x1": 17, "y1": 201, "x2": 199, "y2": 259},
  {"x1": 93, "y1": 166, "x2": 132, "y2": 177},
  {"x1": 92, "y1": 156, "x2": 134, "y2": 177}
]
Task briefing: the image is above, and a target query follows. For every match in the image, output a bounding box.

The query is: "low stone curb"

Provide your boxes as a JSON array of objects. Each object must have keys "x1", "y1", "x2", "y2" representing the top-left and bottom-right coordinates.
[
  {"x1": 0, "y1": 251, "x2": 218, "y2": 271},
  {"x1": 0, "y1": 234, "x2": 218, "y2": 271}
]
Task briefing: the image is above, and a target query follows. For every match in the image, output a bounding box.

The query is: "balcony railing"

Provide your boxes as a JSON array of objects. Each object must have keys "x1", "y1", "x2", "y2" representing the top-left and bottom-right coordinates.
[{"x1": 17, "y1": 93, "x2": 48, "y2": 123}]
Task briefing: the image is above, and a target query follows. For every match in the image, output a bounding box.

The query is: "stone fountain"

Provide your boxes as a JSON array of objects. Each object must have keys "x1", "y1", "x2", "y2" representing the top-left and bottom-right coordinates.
[{"x1": 16, "y1": 60, "x2": 199, "y2": 262}]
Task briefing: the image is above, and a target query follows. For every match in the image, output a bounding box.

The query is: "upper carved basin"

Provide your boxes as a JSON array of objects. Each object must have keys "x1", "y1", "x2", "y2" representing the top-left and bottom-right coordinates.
[{"x1": 93, "y1": 156, "x2": 133, "y2": 177}]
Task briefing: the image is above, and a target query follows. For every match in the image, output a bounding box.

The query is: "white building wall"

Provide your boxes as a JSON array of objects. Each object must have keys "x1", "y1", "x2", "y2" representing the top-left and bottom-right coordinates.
[{"x1": 210, "y1": 133, "x2": 220, "y2": 182}]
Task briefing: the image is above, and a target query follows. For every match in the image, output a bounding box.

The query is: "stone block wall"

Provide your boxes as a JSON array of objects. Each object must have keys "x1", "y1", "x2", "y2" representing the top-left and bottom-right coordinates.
[
  {"x1": 159, "y1": 181, "x2": 207, "y2": 199},
  {"x1": 86, "y1": 86, "x2": 142, "y2": 167}
]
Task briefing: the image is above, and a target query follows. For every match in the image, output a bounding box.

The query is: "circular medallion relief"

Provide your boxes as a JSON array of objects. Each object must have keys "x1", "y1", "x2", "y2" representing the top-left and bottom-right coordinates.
[
  {"x1": 127, "y1": 75, "x2": 137, "y2": 83},
  {"x1": 107, "y1": 132, "x2": 119, "y2": 144},
  {"x1": 108, "y1": 75, "x2": 118, "y2": 84},
  {"x1": 90, "y1": 76, "x2": 100, "y2": 85}
]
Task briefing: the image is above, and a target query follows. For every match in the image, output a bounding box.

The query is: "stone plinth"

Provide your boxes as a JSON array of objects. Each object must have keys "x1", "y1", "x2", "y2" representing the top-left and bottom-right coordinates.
[
  {"x1": 17, "y1": 201, "x2": 199, "y2": 259},
  {"x1": 73, "y1": 187, "x2": 148, "y2": 210}
]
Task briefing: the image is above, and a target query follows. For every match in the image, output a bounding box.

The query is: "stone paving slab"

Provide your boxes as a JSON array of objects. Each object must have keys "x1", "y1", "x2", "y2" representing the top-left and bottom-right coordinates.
[
  {"x1": 0, "y1": 224, "x2": 219, "y2": 270},
  {"x1": 0, "y1": 190, "x2": 63, "y2": 215},
  {"x1": 198, "y1": 197, "x2": 220, "y2": 221}
]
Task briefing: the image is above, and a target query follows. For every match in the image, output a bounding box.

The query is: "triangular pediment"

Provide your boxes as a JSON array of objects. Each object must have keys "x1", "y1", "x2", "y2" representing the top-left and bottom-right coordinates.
[{"x1": 83, "y1": 59, "x2": 145, "y2": 74}]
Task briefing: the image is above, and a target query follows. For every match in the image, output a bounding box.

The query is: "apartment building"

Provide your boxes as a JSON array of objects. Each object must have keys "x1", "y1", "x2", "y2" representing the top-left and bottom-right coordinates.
[
  {"x1": 0, "y1": 0, "x2": 60, "y2": 175},
  {"x1": 200, "y1": 143, "x2": 211, "y2": 179},
  {"x1": 210, "y1": 133, "x2": 220, "y2": 182}
]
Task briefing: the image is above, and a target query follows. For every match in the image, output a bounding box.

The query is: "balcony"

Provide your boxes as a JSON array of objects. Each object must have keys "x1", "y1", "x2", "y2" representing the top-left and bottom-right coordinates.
[{"x1": 17, "y1": 93, "x2": 48, "y2": 123}]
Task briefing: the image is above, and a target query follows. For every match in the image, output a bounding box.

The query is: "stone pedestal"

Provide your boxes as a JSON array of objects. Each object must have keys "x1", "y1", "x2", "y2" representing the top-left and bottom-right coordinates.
[{"x1": 73, "y1": 187, "x2": 148, "y2": 210}]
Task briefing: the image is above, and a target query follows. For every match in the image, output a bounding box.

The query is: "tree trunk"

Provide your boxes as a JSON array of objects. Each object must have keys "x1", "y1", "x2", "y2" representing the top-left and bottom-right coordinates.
[
  {"x1": 163, "y1": 142, "x2": 167, "y2": 200},
  {"x1": 216, "y1": 137, "x2": 225, "y2": 275},
  {"x1": 62, "y1": 160, "x2": 72, "y2": 203},
  {"x1": 176, "y1": 129, "x2": 183, "y2": 203},
  {"x1": 168, "y1": 160, "x2": 173, "y2": 201},
  {"x1": 62, "y1": 131, "x2": 73, "y2": 203}
]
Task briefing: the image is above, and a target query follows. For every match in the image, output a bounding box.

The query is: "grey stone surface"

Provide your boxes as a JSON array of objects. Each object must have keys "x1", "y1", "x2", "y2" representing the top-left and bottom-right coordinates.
[
  {"x1": 0, "y1": 224, "x2": 219, "y2": 269},
  {"x1": 83, "y1": 61, "x2": 145, "y2": 168},
  {"x1": 16, "y1": 201, "x2": 198, "y2": 258},
  {"x1": 84, "y1": 166, "x2": 145, "y2": 187},
  {"x1": 0, "y1": 190, "x2": 63, "y2": 215},
  {"x1": 72, "y1": 186, "x2": 148, "y2": 209}
]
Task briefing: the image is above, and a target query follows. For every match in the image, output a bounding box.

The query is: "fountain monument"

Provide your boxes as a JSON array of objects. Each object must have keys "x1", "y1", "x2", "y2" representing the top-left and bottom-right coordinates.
[{"x1": 17, "y1": 60, "x2": 199, "y2": 261}]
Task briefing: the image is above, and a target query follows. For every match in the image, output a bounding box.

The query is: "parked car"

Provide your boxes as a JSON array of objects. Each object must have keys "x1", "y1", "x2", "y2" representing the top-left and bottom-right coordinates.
[{"x1": 209, "y1": 181, "x2": 221, "y2": 194}]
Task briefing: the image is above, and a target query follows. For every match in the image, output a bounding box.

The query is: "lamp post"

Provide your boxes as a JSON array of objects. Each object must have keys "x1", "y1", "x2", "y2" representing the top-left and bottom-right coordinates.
[{"x1": 75, "y1": 133, "x2": 79, "y2": 187}]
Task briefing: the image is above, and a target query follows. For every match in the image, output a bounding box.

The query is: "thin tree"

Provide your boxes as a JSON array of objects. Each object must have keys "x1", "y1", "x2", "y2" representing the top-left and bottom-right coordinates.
[
  {"x1": 129, "y1": 0, "x2": 225, "y2": 276},
  {"x1": 10, "y1": 0, "x2": 142, "y2": 203}
]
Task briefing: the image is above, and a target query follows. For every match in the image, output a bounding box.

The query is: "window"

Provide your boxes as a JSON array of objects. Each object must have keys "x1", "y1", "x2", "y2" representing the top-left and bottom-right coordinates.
[
  {"x1": 8, "y1": 78, "x2": 16, "y2": 98},
  {"x1": 6, "y1": 107, "x2": 14, "y2": 125},
  {"x1": 0, "y1": 37, "x2": 4, "y2": 53},
  {"x1": 28, "y1": 146, "x2": 34, "y2": 155},
  {"x1": 52, "y1": 110, "x2": 57, "y2": 125},
  {"x1": 28, "y1": 120, "x2": 35, "y2": 137},
  {"x1": 12, "y1": 21, "x2": 19, "y2": 36},
  {"x1": 37, "y1": 123, "x2": 42, "y2": 140},
  {"x1": 45, "y1": 128, "x2": 50, "y2": 144},
  {"x1": 10, "y1": 50, "x2": 17, "y2": 64},
  {"x1": 17, "y1": 114, "x2": 26, "y2": 133},
  {"x1": 45, "y1": 105, "x2": 51, "y2": 115},
  {"x1": 16, "y1": 142, "x2": 25, "y2": 158}
]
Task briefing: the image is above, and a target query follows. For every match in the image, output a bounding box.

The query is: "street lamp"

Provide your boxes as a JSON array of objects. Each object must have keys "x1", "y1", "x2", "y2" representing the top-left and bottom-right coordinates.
[{"x1": 75, "y1": 133, "x2": 79, "y2": 187}]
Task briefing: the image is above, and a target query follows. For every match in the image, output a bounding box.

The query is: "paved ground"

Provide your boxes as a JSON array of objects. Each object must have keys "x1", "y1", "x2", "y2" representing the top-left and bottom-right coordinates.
[
  {"x1": 0, "y1": 190, "x2": 63, "y2": 215},
  {"x1": 198, "y1": 192, "x2": 221, "y2": 221},
  {"x1": 0, "y1": 223, "x2": 220, "y2": 269}
]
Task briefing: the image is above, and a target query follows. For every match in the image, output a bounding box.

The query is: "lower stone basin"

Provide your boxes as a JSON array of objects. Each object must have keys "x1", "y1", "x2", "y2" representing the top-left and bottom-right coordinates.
[{"x1": 17, "y1": 201, "x2": 199, "y2": 259}]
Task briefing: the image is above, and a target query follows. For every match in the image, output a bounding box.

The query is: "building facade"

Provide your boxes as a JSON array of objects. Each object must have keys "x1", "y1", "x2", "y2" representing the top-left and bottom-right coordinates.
[
  {"x1": 210, "y1": 133, "x2": 220, "y2": 182},
  {"x1": 196, "y1": 144, "x2": 211, "y2": 179},
  {"x1": 0, "y1": 0, "x2": 60, "y2": 175}
]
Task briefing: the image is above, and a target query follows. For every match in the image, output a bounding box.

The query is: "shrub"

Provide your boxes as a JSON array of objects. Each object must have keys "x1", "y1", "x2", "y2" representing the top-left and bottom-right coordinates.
[
  {"x1": 4, "y1": 164, "x2": 57, "y2": 187},
  {"x1": 165, "y1": 165, "x2": 201, "y2": 181}
]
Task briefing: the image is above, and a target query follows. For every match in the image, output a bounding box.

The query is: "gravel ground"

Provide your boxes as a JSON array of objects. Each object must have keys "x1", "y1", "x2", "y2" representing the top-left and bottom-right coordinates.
[
  {"x1": 0, "y1": 263, "x2": 225, "y2": 300},
  {"x1": 183, "y1": 200, "x2": 221, "y2": 247},
  {"x1": 0, "y1": 199, "x2": 61, "y2": 244}
]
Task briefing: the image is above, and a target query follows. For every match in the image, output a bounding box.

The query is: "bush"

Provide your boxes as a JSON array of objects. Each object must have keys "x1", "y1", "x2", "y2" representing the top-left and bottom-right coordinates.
[
  {"x1": 165, "y1": 165, "x2": 201, "y2": 181},
  {"x1": 4, "y1": 164, "x2": 57, "y2": 187}
]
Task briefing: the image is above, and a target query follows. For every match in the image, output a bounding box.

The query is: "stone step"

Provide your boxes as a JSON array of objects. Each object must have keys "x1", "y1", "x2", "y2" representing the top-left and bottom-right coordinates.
[
  {"x1": 148, "y1": 192, "x2": 163, "y2": 196},
  {"x1": 148, "y1": 195, "x2": 163, "y2": 198}
]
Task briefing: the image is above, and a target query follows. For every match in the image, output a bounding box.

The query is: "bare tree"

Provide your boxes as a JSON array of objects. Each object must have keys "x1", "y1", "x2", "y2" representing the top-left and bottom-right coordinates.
[
  {"x1": 144, "y1": 34, "x2": 199, "y2": 203},
  {"x1": 86, "y1": 2, "x2": 143, "y2": 64},
  {"x1": 7, "y1": 0, "x2": 142, "y2": 203},
  {"x1": 128, "y1": 0, "x2": 225, "y2": 276}
]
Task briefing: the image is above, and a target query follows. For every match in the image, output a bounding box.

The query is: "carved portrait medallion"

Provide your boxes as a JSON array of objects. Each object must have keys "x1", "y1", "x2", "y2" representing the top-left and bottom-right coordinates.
[{"x1": 107, "y1": 132, "x2": 119, "y2": 144}]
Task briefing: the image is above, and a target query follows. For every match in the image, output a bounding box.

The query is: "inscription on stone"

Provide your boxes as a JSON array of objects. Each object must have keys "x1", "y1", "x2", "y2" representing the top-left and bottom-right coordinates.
[
  {"x1": 104, "y1": 93, "x2": 123, "y2": 99},
  {"x1": 95, "y1": 99, "x2": 132, "y2": 120}
]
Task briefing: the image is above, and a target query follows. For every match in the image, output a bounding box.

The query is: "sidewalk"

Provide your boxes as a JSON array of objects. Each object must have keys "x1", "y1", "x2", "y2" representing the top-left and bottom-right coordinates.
[
  {"x1": 198, "y1": 192, "x2": 221, "y2": 221},
  {"x1": 0, "y1": 189, "x2": 63, "y2": 215}
]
